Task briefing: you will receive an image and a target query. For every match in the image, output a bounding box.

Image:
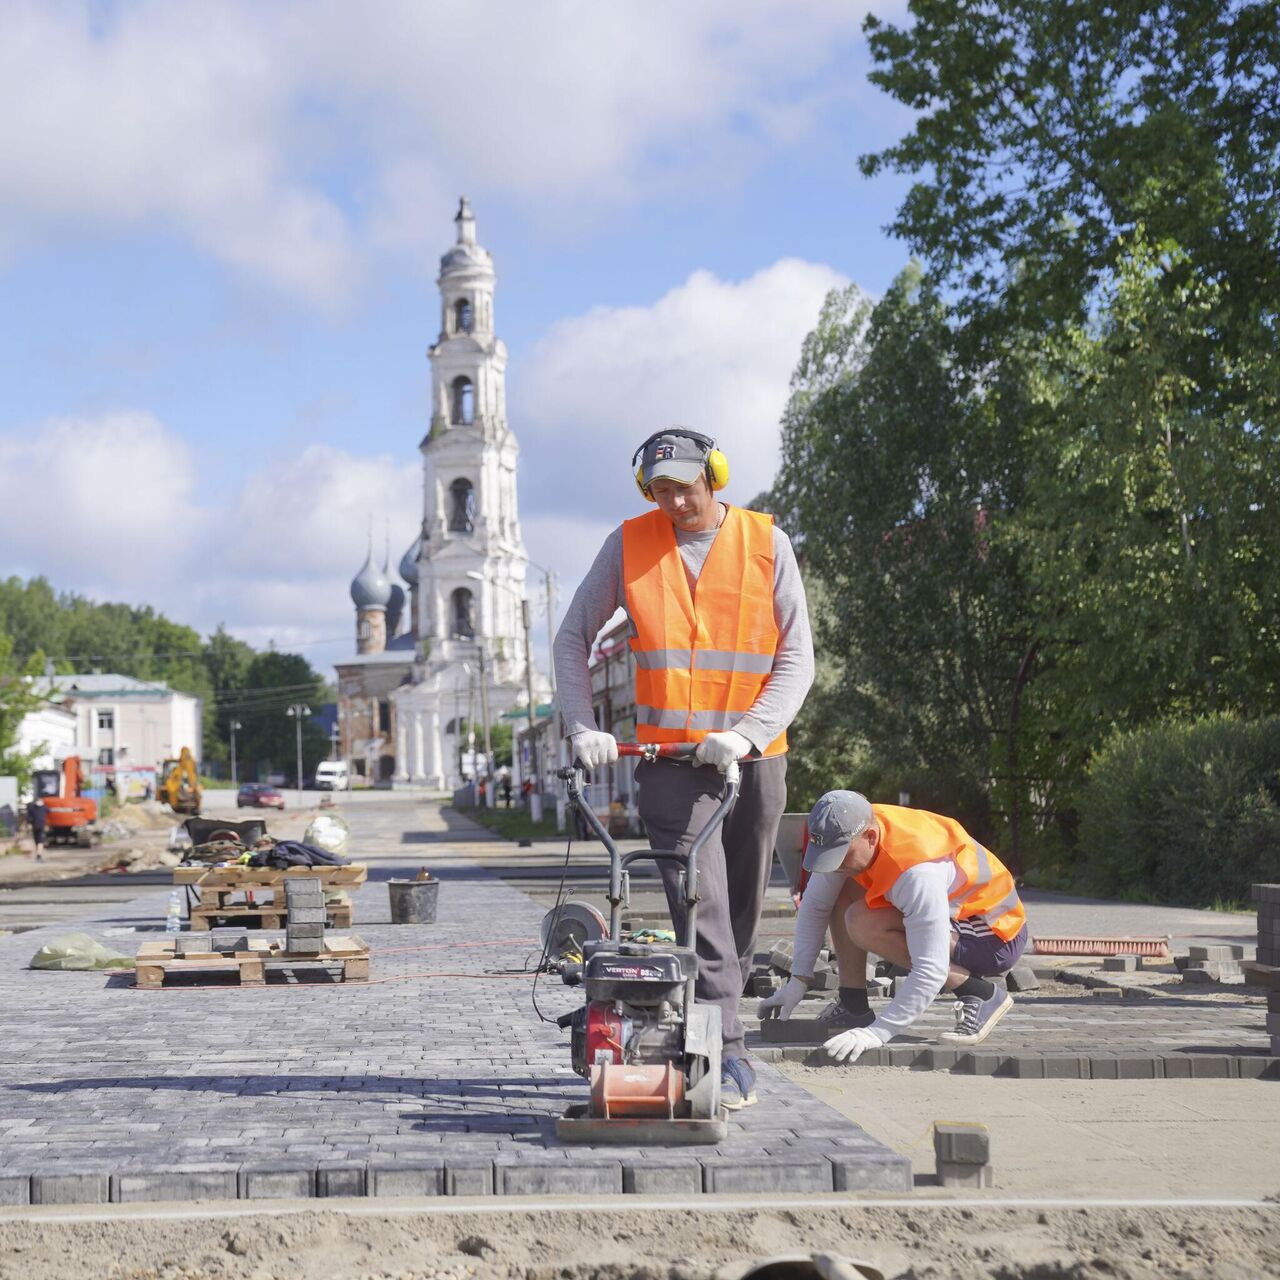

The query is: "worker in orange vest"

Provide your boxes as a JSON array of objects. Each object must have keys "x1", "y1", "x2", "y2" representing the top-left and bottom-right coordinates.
[
  {"x1": 759, "y1": 790, "x2": 1028, "y2": 1059},
  {"x1": 554, "y1": 428, "x2": 814, "y2": 1109}
]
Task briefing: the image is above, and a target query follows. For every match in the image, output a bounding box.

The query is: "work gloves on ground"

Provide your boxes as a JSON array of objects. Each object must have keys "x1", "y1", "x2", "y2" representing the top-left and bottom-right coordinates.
[
  {"x1": 823, "y1": 1025, "x2": 881, "y2": 1064},
  {"x1": 756, "y1": 976, "x2": 807, "y2": 1021},
  {"x1": 570, "y1": 730, "x2": 618, "y2": 771},
  {"x1": 694, "y1": 730, "x2": 752, "y2": 769}
]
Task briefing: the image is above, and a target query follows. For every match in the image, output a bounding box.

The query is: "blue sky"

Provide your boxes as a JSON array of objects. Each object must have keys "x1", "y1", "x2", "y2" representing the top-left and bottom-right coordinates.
[{"x1": 0, "y1": 0, "x2": 915, "y2": 670}]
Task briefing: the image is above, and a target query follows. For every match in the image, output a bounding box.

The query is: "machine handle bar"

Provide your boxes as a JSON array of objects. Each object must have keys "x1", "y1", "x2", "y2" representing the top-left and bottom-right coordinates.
[{"x1": 616, "y1": 742, "x2": 698, "y2": 762}]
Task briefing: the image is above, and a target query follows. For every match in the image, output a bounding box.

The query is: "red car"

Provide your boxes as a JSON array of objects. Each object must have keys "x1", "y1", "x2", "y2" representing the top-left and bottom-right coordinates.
[{"x1": 236, "y1": 783, "x2": 286, "y2": 810}]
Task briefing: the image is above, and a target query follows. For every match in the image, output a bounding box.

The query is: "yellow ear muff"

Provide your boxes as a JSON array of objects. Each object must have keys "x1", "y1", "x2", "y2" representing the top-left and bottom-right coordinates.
[
  {"x1": 706, "y1": 448, "x2": 729, "y2": 492},
  {"x1": 635, "y1": 465, "x2": 656, "y2": 501}
]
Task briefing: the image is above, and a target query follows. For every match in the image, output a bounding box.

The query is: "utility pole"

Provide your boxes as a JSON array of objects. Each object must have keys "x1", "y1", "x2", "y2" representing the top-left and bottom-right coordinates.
[
  {"x1": 328, "y1": 723, "x2": 340, "y2": 761},
  {"x1": 286, "y1": 704, "x2": 311, "y2": 803},
  {"x1": 229, "y1": 720, "x2": 242, "y2": 787},
  {"x1": 477, "y1": 646, "x2": 494, "y2": 807},
  {"x1": 522, "y1": 597, "x2": 542, "y2": 823}
]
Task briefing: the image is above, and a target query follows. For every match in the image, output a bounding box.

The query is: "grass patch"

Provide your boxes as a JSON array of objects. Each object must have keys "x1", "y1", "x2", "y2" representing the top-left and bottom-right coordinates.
[{"x1": 460, "y1": 805, "x2": 563, "y2": 841}]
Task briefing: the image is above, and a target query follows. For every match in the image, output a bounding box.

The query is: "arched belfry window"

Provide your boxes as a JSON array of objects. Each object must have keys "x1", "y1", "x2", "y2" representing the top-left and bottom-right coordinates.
[
  {"x1": 450, "y1": 587, "x2": 475, "y2": 639},
  {"x1": 448, "y1": 478, "x2": 475, "y2": 532},
  {"x1": 455, "y1": 298, "x2": 473, "y2": 333},
  {"x1": 451, "y1": 376, "x2": 474, "y2": 425}
]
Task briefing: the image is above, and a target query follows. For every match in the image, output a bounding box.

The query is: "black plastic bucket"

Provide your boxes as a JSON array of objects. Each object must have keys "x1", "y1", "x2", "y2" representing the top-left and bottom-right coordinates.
[{"x1": 388, "y1": 878, "x2": 439, "y2": 924}]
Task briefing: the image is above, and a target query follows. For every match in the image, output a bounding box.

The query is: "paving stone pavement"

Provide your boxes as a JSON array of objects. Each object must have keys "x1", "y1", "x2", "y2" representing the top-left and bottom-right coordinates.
[{"x1": 0, "y1": 801, "x2": 909, "y2": 1204}]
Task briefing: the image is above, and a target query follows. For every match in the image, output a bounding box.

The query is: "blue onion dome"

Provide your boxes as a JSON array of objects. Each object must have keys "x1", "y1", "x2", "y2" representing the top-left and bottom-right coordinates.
[
  {"x1": 399, "y1": 535, "x2": 423, "y2": 585},
  {"x1": 350, "y1": 550, "x2": 391, "y2": 609}
]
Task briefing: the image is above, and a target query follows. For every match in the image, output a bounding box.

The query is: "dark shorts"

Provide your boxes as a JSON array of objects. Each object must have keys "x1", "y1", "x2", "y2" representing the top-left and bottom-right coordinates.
[{"x1": 951, "y1": 923, "x2": 1028, "y2": 977}]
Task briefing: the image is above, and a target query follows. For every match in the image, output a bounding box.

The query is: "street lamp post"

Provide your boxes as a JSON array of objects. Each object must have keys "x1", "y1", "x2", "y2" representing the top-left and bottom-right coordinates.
[
  {"x1": 285, "y1": 704, "x2": 311, "y2": 804},
  {"x1": 229, "y1": 720, "x2": 242, "y2": 787},
  {"x1": 476, "y1": 646, "x2": 494, "y2": 807}
]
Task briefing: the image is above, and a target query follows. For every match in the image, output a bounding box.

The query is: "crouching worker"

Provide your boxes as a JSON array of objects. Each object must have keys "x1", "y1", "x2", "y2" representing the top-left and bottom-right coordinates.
[{"x1": 758, "y1": 790, "x2": 1028, "y2": 1063}]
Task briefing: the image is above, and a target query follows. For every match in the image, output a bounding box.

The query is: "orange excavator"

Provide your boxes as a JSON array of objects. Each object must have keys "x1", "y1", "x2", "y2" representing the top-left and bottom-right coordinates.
[
  {"x1": 157, "y1": 746, "x2": 203, "y2": 816},
  {"x1": 31, "y1": 756, "x2": 98, "y2": 848}
]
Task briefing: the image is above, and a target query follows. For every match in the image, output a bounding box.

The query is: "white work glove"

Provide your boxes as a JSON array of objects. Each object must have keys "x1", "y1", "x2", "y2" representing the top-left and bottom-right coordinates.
[
  {"x1": 694, "y1": 730, "x2": 752, "y2": 769},
  {"x1": 570, "y1": 730, "x2": 618, "y2": 771},
  {"x1": 757, "y1": 976, "x2": 807, "y2": 1021},
  {"x1": 823, "y1": 1026, "x2": 882, "y2": 1064}
]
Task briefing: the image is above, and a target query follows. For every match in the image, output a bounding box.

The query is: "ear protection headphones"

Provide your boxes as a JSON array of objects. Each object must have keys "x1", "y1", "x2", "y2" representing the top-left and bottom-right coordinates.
[{"x1": 632, "y1": 427, "x2": 730, "y2": 501}]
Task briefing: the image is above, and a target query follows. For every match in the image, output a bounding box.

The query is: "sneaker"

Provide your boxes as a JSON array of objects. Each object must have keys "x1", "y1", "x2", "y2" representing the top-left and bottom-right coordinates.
[
  {"x1": 720, "y1": 1056, "x2": 757, "y2": 1110},
  {"x1": 939, "y1": 987, "x2": 1013, "y2": 1045},
  {"x1": 814, "y1": 999, "x2": 876, "y2": 1031}
]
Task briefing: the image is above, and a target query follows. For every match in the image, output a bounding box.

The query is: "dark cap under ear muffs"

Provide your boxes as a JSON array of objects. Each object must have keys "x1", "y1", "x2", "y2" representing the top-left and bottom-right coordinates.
[{"x1": 632, "y1": 428, "x2": 730, "y2": 500}]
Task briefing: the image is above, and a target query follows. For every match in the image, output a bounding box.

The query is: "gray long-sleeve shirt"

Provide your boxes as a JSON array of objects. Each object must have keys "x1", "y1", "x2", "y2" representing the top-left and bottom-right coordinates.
[{"x1": 553, "y1": 505, "x2": 815, "y2": 753}]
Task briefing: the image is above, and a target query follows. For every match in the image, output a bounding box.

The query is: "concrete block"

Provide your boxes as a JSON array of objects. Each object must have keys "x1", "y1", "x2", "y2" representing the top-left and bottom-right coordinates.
[
  {"x1": 0, "y1": 1174, "x2": 29, "y2": 1206},
  {"x1": 760, "y1": 1017, "x2": 831, "y2": 1045},
  {"x1": 1188, "y1": 1055, "x2": 1235, "y2": 1079},
  {"x1": 937, "y1": 1159, "x2": 993, "y2": 1188},
  {"x1": 316, "y1": 1164, "x2": 367, "y2": 1197},
  {"x1": 623, "y1": 1161, "x2": 702, "y2": 1195},
  {"x1": 1236, "y1": 1056, "x2": 1280, "y2": 1080},
  {"x1": 286, "y1": 921, "x2": 325, "y2": 938},
  {"x1": 1162, "y1": 1055, "x2": 1194, "y2": 1079},
  {"x1": 368, "y1": 1161, "x2": 445, "y2": 1197},
  {"x1": 1181, "y1": 966, "x2": 1220, "y2": 984},
  {"x1": 1188, "y1": 944, "x2": 1244, "y2": 962},
  {"x1": 444, "y1": 1158, "x2": 495, "y2": 1196},
  {"x1": 1102, "y1": 954, "x2": 1140, "y2": 972},
  {"x1": 113, "y1": 1168, "x2": 238, "y2": 1203},
  {"x1": 1002, "y1": 1054, "x2": 1045, "y2": 1079},
  {"x1": 238, "y1": 1165, "x2": 315, "y2": 1199},
  {"x1": 933, "y1": 1122, "x2": 989, "y2": 1165},
  {"x1": 31, "y1": 1173, "x2": 110, "y2": 1205},
  {"x1": 1041, "y1": 1055, "x2": 1089, "y2": 1079},
  {"x1": 923, "y1": 1048, "x2": 962, "y2": 1071},
  {"x1": 957, "y1": 1051, "x2": 1004, "y2": 1076},
  {"x1": 286, "y1": 937, "x2": 324, "y2": 955},
  {"x1": 288, "y1": 906, "x2": 327, "y2": 925},
  {"x1": 285, "y1": 877, "x2": 323, "y2": 895},
  {"x1": 497, "y1": 1161, "x2": 621, "y2": 1196},
  {"x1": 809, "y1": 968, "x2": 839, "y2": 992},
  {"x1": 751, "y1": 972, "x2": 781, "y2": 998},
  {"x1": 1112, "y1": 1054, "x2": 1162, "y2": 1079},
  {"x1": 701, "y1": 1157, "x2": 831, "y2": 1195},
  {"x1": 1252, "y1": 884, "x2": 1280, "y2": 904},
  {"x1": 769, "y1": 940, "x2": 794, "y2": 973},
  {"x1": 829, "y1": 1151, "x2": 913, "y2": 1192},
  {"x1": 1005, "y1": 964, "x2": 1040, "y2": 992},
  {"x1": 1265, "y1": 1012, "x2": 1280, "y2": 1035},
  {"x1": 867, "y1": 976, "x2": 892, "y2": 996}
]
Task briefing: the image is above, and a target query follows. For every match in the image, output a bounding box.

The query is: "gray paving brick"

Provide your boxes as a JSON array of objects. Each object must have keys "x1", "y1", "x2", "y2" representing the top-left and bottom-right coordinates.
[
  {"x1": 0, "y1": 1174, "x2": 29, "y2": 1205},
  {"x1": 830, "y1": 1151, "x2": 913, "y2": 1192},
  {"x1": 238, "y1": 1165, "x2": 315, "y2": 1199},
  {"x1": 316, "y1": 1163, "x2": 367, "y2": 1197},
  {"x1": 113, "y1": 1168, "x2": 238, "y2": 1203},
  {"x1": 368, "y1": 1161, "x2": 445, "y2": 1197},
  {"x1": 701, "y1": 1157, "x2": 831, "y2": 1194},
  {"x1": 933, "y1": 1122, "x2": 989, "y2": 1165},
  {"x1": 622, "y1": 1161, "x2": 702, "y2": 1195},
  {"x1": 496, "y1": 1160, "x2": 621, "y2": 1196},
  {"x1": 937, "y1": 1159, "x2": 993, "y2": 1188},
  {"x1": 31, "y1": 1173, "x2": 110, "y2": 1205},
  {"x1": 443, "y1": 1158, "x2": 494, "y2": 1196}
]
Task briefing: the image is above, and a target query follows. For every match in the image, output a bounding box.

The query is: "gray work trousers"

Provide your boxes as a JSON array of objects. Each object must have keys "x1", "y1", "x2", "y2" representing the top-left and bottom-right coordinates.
[{"x1": 636, "y1": 754, "x2": 788, "y2": 1059}]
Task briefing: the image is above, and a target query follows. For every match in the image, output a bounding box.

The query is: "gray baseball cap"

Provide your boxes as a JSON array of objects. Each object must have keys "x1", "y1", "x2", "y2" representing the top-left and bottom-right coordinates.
[
  {"x1": 639, "y1": 430, "x2": 708, "y2": 489},
  {"x1": 803, "y1": 790, "x2": 875, "y2": 873}
]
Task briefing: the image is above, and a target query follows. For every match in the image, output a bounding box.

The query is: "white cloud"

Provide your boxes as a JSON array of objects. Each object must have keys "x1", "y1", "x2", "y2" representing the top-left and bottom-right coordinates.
[
  {"x1": 0, "y1": 413, "x2": 420, "y2": 654},
  {"x1": 516, "y1": 258, "x2": 851, "y2": 527},
  {"x1": 0, "y1": 0, "x2": 875, "y2": 303}
]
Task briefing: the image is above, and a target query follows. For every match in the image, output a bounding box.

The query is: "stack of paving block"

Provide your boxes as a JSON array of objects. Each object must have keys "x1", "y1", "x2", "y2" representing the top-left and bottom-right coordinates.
[
  {"x1": 1179, "y1": 943, "x2": 1244, "y2": 983},
  {"x1": 1255, "y1": 884, "x2": 1280, "y2": 969},
  {"x1": 285, "y1": 877, "x2": 326, "y2": 955},
  {"x1": 933, "y1": 1121, "x2": 992, "y2": 1188},
  {"x1": 767, "y1": 939, "x2": 839, "y2": 993}
]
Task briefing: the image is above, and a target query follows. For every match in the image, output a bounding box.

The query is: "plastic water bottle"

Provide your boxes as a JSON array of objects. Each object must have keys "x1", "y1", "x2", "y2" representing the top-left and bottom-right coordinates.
[{"x1": 165, "y1": 888, "x2": 183, "y2": 934}]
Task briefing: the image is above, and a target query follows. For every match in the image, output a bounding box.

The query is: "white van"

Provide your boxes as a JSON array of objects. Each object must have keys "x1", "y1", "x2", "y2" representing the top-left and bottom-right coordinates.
[{"x1": 314, "y1": 761, "x2": 351, "y2": 791}]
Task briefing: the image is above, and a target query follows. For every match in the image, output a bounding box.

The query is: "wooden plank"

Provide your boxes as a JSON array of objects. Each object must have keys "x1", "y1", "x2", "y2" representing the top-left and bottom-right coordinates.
[
  {"x1": 174, "y1": 864, "x2": 368, "y2": 889},
  {"x1": 132, "y1": 933, "x2": 369, "y2": 987}
]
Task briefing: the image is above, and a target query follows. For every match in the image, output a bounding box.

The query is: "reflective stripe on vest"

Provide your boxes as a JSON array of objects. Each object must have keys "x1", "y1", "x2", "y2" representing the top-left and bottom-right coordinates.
[
  {"x1": 622, "y1": 506, "x2": 786, "y2": 756},
  {"x1": 855, "y1": 805, "x2": 1026, "y2": 943}
]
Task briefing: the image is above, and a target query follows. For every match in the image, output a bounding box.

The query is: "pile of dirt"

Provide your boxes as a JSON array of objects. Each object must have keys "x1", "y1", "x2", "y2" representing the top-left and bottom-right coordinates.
[
  {"x1": 0, "y1": 1203, "x2": 1275, "y2": 1280},
  {"x1": 98, "y1": 846, "x2": 183, "y2": 873}
]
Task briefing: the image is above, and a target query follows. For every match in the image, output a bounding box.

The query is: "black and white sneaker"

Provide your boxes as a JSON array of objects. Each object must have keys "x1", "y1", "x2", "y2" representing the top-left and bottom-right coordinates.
[
  {"x1": 814, "y1": 999, "x2": 876, "y2": 1031},
  {"x1": 720, "y1": 1056, "x2": 758, "y2": 1109},
  {"x1": 939, "y1": 988, "x2": 1013, "y2": 1045}
]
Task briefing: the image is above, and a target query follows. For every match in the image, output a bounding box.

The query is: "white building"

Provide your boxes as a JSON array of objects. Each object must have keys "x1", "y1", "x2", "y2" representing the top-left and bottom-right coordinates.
[
  {"x1": 336, "y1": 199, "x2": 550, "y2": 789},
  {"x1": 15, "y1": 702, "x2": 79, "y2": 772},
  {"x1": 33, "y1": 674, "x2": 203, "y2": 771}
]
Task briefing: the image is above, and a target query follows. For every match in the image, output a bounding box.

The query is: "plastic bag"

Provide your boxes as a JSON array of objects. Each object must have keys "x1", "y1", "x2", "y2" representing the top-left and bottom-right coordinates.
[
  {"x1": 303, "y1": 813, "x2": 350, "y2": 855},
  {"x1": 30, "y1": 932, "x2": 133, "y2": 971}
]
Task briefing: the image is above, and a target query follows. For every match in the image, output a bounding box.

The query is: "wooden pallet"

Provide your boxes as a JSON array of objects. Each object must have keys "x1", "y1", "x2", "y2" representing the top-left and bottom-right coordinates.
[
  {"x1": 174, "y1": 864, "x2": 367, "y2": 889},
  {"x1": 133, "y1": 934, "x2": 369, "y2": 988},
  {"x1": 188, "y1": 900, "x2": 353, "y2": 932}
]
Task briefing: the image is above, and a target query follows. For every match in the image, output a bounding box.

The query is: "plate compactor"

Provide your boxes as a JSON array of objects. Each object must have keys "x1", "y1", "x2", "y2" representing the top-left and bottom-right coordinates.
[{"x1": 554, "y1": 742, "x2": 736, "y2": 1145}]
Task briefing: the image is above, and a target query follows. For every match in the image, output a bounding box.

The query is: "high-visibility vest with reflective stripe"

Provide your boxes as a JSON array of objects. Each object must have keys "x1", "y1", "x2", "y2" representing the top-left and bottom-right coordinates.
[
  {"x1": 621, "y1": 506, "x2": 786, "y2": 756},
  {"x1": 854, "y1": 804, "x2": 1026, "y2": 942}
]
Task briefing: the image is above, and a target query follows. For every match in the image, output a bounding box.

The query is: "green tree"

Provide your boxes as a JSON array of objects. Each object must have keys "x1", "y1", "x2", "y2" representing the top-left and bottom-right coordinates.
[
  {"x1": 0, "y1": 629, "x2": 47, "y2": 794},
  {"x1": 232, "y1": 651, "x2": 328, "y2": 785},
  {"x1": 773, "y1": 272, "x2": 1049, "y2": 858}
]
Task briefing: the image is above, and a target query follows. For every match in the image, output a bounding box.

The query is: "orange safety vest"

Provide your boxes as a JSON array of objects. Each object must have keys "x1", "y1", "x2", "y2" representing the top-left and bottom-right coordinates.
[
  {"x1": 854, "y1": 804, "x2": 1026, "y2": 942},
  {"x1": 621, "y1": 506, "x2": 786, "y2": 756}
]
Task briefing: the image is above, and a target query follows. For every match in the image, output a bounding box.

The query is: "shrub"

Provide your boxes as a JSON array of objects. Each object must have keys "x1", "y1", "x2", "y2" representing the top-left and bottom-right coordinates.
[{"x1": 1078, "y1": 714, "x2": 1280, "y2": 907}]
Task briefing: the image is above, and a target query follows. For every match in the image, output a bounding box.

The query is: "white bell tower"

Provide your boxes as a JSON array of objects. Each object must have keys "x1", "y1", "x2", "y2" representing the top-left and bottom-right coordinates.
[{"x1": 392, "y1": 198, "x2": 547, "y2": 788}]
